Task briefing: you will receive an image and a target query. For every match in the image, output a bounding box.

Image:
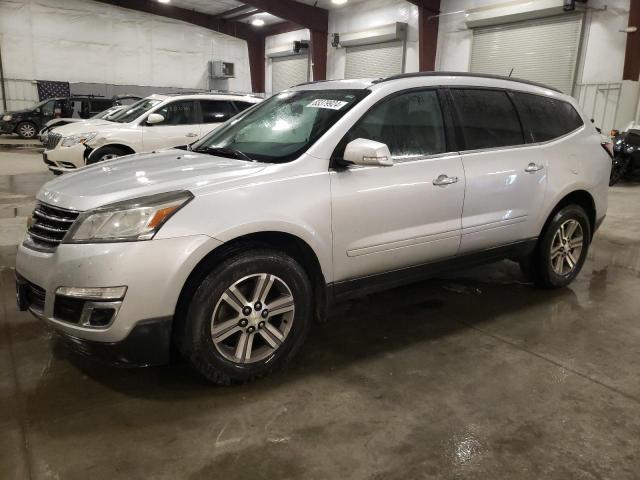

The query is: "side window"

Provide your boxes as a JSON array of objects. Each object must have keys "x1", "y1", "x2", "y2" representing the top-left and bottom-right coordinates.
[
  {"x1": 512, "y1": 92, "x2": 584, "y2": 143},
  {"x1": 233, "y1": 101, "x2": 255, "y2": 113},
  {"x1": 200, "y1": 100, "x2": 236, "y2": 123},
  {"x1": 152, "y1": 100, "x2": 197, "y2": 126},
  {"x1": 451, "y1": 89, "x2": 524, "y2": 150},
  {"x1": 40, "y1": 100, "x2": 55, "y2": 117},
  {"x1": 90, "y1": 100, "x2": 113, "y2": 114},
  {"x1": 343, "y1": 90, "x2": 447, "y2": 160}
]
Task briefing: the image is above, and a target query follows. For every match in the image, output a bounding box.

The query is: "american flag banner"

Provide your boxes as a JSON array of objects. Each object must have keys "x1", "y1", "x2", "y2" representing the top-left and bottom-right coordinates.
[{"x1": 37, "y1": 81, "x2": 70, "y2": 101}]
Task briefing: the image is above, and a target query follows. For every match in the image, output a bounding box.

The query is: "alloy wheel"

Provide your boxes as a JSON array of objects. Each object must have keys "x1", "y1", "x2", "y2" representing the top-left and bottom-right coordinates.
[
  {"x1": 550, "y1": 219, "x2": 584, "y2": 276},
  {"x1": 19, "y1": 123, "x2": 36, "y2": 138},
  {"x1": 211, "y1": 273, "x2": 295, "y2": 364}
]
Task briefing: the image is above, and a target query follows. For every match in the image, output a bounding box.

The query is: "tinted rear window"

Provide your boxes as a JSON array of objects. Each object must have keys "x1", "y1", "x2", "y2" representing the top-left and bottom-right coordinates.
[
  {"x1": 512, "y1": 92, "x2": 583, "y2": 143},
  {"x1": 451, "y1": 89, "x2": 524, "y2": 150}
]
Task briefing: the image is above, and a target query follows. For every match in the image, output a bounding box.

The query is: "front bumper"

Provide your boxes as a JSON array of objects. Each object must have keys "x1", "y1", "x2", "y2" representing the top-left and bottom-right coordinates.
[
  {"x1": 15, "y1": 234, "x2": 222, "y2": 356},
  {"x1": 43, "y1": 143, "x2": 86, "y2": 173}
]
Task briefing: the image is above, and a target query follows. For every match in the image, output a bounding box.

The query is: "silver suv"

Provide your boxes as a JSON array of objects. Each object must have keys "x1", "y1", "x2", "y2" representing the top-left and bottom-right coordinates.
[{"x1": 16, "y1": 73, "x2": 611, "y2": 384}]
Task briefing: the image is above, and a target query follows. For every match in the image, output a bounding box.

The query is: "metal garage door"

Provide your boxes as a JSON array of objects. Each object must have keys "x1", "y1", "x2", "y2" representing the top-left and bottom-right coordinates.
[
  {"x1": 272, "y1": 55, "x2": 309, "y2": 93},
  {"x1": 470, "y1": 14, "x2": 583, "y2": 94},
  {"x1": 345, "y1": 41, "x2": 404, "y2": 80}
]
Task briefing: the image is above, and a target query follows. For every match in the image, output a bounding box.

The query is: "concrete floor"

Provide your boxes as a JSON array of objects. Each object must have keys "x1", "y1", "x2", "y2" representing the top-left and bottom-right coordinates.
[{"x1": 2, "y1": 136, "x2": 640, "y2": 479}]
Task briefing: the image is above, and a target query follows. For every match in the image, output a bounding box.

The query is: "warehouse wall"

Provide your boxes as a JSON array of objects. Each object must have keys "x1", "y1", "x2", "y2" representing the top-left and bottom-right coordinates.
[
  {"x1": 0, "y1": 0, "x2": 252, "y2": 110},
  {"x1": 436, "y1": 0, "x2": 631, "y2": 85},
  {"x1": 264, "y1": 29, "x2": 310, "y2": 95},
  {"x1": 327, "y1": 0, "x2": 419, "y2": 80}
]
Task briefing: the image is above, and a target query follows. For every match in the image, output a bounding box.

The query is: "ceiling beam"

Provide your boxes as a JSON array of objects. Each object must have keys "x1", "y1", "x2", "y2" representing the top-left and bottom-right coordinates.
[
  {"x1": 240, "y1": 0, "x2": 328, "y2": 32},
  {"x1": 213, "y1": 5, "x2": 254, "y2": 18},
  {"x1": 229, "y1": 9, "x2": 264, "y2": 21},
  {"x1": 93, "y1": 0, "x2": 260, "y2": 41},
  {"x1": 405, "y1": 0, "x2": 440, "y2": 15}
]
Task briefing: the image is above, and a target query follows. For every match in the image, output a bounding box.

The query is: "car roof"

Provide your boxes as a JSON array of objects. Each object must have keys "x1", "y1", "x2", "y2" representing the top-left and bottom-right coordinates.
[
  {"x1": 289, "y1": 72, "x2": 563, "y2": 97},
  {"x1": 146, "y1": 92, "x2": 263, "y2": 102}
]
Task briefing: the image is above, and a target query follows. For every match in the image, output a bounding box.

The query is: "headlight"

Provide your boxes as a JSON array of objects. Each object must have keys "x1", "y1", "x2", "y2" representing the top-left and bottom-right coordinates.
[
  {"x1": 2, "y1": 114, "x2": 12, "y2": 121},
  {"x1": 64, "y1": 191, "x2": 193, "y2": 243},
  {"x1": 61, "y1": 132, "x2": 98, "y2": 147},
  {"x1": 626, "y1": 145, "x2": 636, "y2": 155}
]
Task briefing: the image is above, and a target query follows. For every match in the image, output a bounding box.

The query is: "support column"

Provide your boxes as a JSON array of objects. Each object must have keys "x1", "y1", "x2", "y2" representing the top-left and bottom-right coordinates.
[
  {"x1": 310, "y1": 30, "x2": 328, "y2": 81},
  {"x1": 248, "y1": 36, "x2": 265, "y2": 93},
  {"x1": 623, "y1": 0, "x2": 640, "y2": 81},
  {"x1": 417, "y1": 1, "x2": 440, "y2": 72}
]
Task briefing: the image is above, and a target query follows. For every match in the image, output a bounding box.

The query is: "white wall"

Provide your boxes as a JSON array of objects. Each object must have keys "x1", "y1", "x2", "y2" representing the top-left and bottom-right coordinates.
[
  {"x1": 264, "y1": 29, "x2": 310, "y2": 95},
  {"x1": 435, "y1": 0, "x2": 631, "y2": 85},
  {"x1": 0, "y1": 0, "x2": 251, "y2": 93},
  {"x1": 327, "y1": 0, "x2": 419, "y2": 80}
]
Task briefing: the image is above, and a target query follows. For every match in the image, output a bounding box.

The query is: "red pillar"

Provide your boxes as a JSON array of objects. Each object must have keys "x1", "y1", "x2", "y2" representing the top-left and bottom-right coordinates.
[
  {"x1": 416, "y1": 0, "x2": 440, "y2": 72},
  {"x1": 248, "y1": 36, "x2": 265, "y2": 93},
  {"x1": 623, "y1": 0, "x2": 640, "y2": 81},
  {"x1": 310, "y1": 30, "x2": 328, "y2": 81}
]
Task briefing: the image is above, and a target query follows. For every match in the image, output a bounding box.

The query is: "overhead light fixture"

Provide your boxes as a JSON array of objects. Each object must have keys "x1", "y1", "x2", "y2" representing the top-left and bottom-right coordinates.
[
  {"x1": 157, "y1": 0, "x2": 170, "y2": 4},
  {"x1": 251, "y1": 18, "x2": 265, "y2": 26},
  {"x1": 332, "y1": 0, "x2": 348, "y2": 5}
]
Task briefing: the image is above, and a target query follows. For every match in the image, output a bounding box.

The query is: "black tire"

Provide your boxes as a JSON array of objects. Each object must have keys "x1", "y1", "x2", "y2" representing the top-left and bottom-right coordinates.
[
  {"x1": 609, "y1": 155, "x2": 629, "y2": 186},
  {"x1": 177, "y1": 249, "x2": 313, "y2": 385},
  {"x1": 16, "y1": 121, "x2": 37, "y2": 139},
  {"x1": 87, "y1": 146, "x2": 127, "y2": 165},
  {"x1": 520, "y1": 205, "x2": 591, "y2": 289}
]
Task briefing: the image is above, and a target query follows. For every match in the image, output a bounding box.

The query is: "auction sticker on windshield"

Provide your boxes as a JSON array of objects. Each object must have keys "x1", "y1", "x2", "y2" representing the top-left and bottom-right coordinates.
[{"x1": 307, "y1": 99, "x2": 349, "y2": 110}]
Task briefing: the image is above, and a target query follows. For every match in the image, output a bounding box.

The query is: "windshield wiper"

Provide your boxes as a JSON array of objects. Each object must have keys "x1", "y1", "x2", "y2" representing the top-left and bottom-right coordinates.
[{"x1": 195, "y1": 146, "x2": 254, "y2": 162}]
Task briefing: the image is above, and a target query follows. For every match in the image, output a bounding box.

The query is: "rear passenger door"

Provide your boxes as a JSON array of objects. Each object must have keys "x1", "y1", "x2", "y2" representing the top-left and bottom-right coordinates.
[
  {"x1": 141, "y1": 100, "x2": 200, "y2": 151},
  {"x1": 450, "y1": 88, "x2": 548, "y2": 253},
  {"x1": 199, "y1": 100, "x2": 237, "y2": 137}
]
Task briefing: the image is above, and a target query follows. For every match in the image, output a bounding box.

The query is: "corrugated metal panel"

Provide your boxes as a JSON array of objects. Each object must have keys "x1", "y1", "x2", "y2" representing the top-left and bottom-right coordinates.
[
  {"x1": 344, "y1": 41, "x2": 404, "y2": 80},
  {"x1": 272, "y1": 55, "x2": 309, "y2": 93},
  {"x1": 0, "y1": 80, "x2": 39, "y2": 111},
  {"x1": 470, "y1": 14, "x2": 583, "y2": 94}
]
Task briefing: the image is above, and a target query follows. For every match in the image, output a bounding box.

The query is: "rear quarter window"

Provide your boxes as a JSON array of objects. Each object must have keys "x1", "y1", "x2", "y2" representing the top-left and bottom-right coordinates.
[{"x1": 511, "y1": 92, "x2": 583, "y2": 143}]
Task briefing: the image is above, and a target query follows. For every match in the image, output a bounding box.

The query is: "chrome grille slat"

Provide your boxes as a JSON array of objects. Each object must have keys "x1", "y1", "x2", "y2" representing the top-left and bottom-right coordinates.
[
  {"x1": 26, "y1": 202, "x2": 80, "y2": 251},
  {"x1": 44, "y1": 132, "x2": 62, "y2": 150}
]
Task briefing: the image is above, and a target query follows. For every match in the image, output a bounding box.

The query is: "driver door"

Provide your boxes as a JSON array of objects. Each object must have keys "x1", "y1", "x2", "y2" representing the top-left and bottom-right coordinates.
[
  {"x1": 141, "y1": 100, "x2": 200, "y2": 151},
  {"x1": 330, "y1": 89, "x2": 465, "y2": 282}
]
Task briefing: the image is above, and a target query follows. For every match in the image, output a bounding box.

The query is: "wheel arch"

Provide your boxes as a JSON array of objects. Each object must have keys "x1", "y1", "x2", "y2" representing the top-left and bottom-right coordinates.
[
  {"x1": 86, "y1": 143, "x2": 136, "y2": 164},
  {"x1": 541, "y1": 190, "x2": 596, "y2": 239},
  {"x1": 173, "y1": 231, "x2": 328, "y2": 345}
]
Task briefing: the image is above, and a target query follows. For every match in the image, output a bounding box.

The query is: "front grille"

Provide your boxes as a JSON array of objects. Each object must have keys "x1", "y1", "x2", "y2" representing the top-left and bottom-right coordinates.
[
  {"x1": 26, "y1": 281, "x2": 46, "y2": 312},
  {"x1": 44, "y1": 132, "x2": 62, "y2": 150},
  {"x1": 25, "y1": 203, "x2": 80, "y2": 251}
]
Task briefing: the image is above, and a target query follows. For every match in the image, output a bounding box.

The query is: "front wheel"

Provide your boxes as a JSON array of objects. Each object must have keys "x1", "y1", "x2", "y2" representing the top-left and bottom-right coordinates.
[
  {"x1": 177, "y1": 250, "x2": 313, "y2": 385},
  {"x1": 87, "y1": 146, "x2": 128, "y2": 165},
  {"x1": 609, "y1": 154, "x2": 630, "y2": 186},
  {"x1": 520, "y1": 205, "x2": 591, "y2": 289}
]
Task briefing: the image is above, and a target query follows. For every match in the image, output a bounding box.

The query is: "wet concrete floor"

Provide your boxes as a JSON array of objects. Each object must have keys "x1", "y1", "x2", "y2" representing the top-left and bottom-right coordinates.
[{"x1": 1, "y1": 140, "x2": 640, "y2": 479}]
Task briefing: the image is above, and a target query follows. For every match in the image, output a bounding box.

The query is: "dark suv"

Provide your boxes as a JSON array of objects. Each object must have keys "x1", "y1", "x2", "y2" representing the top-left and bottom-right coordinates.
[{"x1": 0, "y1": 95, "x2": 140, "y2": 139}]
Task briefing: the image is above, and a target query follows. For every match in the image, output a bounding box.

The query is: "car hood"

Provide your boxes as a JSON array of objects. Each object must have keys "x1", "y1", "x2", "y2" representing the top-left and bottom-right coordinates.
[
  {"x1": 2, "y1": 108, "x2": 32, "y2": 117},
  {"x1": 38, "y1": 149, "x2": 267, "y2": 211},
  {"x1": 50, "y1": 119, "x2": 117, "y2": 135}
]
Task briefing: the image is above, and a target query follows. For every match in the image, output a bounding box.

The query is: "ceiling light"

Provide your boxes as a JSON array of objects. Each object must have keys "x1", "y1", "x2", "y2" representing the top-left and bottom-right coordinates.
[
  {"x1": 251, "y1": 18, "x2": 265, "y2": 26},
  {"x1": 157, "y1": 0, "x2": 170, "y2": 3},
  {"x1": 332, "y1": 0, "x2": 348, "y2": 5}
]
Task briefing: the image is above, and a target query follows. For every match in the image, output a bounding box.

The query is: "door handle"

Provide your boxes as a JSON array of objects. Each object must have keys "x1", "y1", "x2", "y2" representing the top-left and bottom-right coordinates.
[
  {"x1": 525, "y1": 162, "x2": 544, "y2": 173},
  {"x1": 433, "y1": 174, "x2": 459, "y2": 186},
  {"x1": 185, "y1": 132, "x2": 198, "y2": 138}
]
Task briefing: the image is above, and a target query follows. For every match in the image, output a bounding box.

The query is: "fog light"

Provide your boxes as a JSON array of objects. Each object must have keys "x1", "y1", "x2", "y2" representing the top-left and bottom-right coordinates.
[{"x1": 56, "y1": 286, "x2": 127, "y2": 300}]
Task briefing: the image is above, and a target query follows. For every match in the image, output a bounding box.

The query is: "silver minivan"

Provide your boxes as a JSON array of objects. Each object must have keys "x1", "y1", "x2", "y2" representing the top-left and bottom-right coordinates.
[{"x1": 16, "y1": 73, "x2": 611, "y2": 384}]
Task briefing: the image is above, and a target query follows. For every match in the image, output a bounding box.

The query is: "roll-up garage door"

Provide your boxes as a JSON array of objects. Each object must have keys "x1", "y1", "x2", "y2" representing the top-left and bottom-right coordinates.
[
  {"x1": 345, "y1": 41, "x2": 404, "y2": 79},
  {"x1": 470, "y1": 14, "x2": 583, "y2": 94},
  {"x1": 272, "y1": 55, "x2": 309, "y2": 93}
]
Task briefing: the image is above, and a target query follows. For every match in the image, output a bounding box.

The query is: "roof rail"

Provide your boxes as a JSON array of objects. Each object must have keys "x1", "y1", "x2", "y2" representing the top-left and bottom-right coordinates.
[
  {"x1": 163, "y1": 90, "x2": 263, "y2": 98},
  {"x1": 372, "y1": 71, "x2": 562, "y2": 93}
]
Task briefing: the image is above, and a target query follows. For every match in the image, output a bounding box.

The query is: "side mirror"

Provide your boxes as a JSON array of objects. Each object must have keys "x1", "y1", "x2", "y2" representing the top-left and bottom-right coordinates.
[
  {"x1": 343, "y1": 138, "x2": 393, "y2": 167},
  {"x1": 146, "y1": 113, "x2": 165, "y2": 125}
]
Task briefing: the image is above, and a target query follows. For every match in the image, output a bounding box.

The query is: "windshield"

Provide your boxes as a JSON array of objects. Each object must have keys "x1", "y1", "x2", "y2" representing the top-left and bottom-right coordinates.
[
  {"x1": 91, "y1": 106, "x2": 123, "y2": 120},
  {"x1": 192, "y1": 89, "x2": 369, "y2": 163},
  {"x1": 110, "y1": 98, "x2": 162, "y2": 123}
]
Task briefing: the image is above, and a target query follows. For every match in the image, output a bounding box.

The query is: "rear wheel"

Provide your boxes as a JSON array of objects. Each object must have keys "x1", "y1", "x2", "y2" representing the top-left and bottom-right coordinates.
[
  {"x1": 177, "y1": 250, "x2": 313, "y2": 385},
  {"x1": 520, "y1": 205, "x2": 591, "y2": 289},
  {"x1": 16, "y1": 122, "x2": 37, "y2": 139},
  {"x1": 609, "y1": 154, "x2": 629, "y2": 186}
]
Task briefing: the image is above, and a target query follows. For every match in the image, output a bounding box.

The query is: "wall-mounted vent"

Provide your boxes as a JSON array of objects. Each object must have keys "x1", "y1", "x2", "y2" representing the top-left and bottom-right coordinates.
[{"x1": 209, "y1": 61, "x2": 235, "y2": 79}]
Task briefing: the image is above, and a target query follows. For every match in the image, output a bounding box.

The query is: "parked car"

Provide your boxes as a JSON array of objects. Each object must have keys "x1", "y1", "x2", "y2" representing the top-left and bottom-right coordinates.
[
  {"x1": 609, "y1": 122, "x2": 640, "y2": 185},
  {"x1": 39, "y1": 105, "x2": 127, "y2": 143},
  {"x1": 16, "y1": 73, "x2": 610, "y2": 384},
  {"x1": 41, "y1": 93, "x2": 262, "y2": 174},
  {"x1": 0, "y1": 95, "x2": 141, "y2": 139}
]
